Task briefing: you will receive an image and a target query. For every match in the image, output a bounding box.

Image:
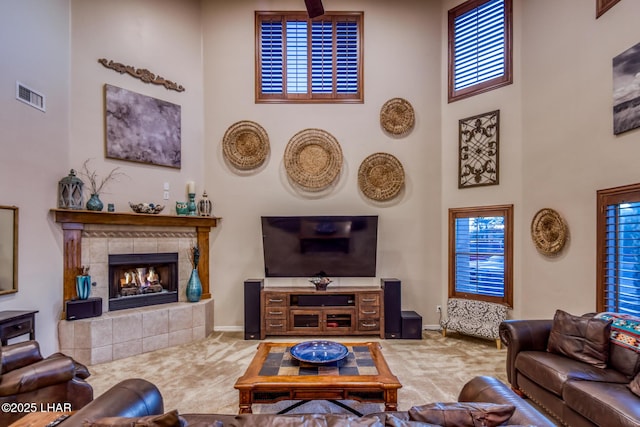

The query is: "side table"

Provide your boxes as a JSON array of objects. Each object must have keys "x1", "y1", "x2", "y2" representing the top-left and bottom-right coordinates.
[{"x1": 0, "y1": 310, "x2": 38, "y2": 346}]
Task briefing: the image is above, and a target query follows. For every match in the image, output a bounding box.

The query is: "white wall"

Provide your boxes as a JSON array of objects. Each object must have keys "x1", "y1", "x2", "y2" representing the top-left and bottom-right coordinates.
[
  {"x1": 518, "y1": 0, "x2": 640, "y2": 317},
  {"x1": 202, "y1": 0, "x2": 443, "y2": 329},
  {"x1": 0, "y1": 0, "x2": 70, "y2": 355}
]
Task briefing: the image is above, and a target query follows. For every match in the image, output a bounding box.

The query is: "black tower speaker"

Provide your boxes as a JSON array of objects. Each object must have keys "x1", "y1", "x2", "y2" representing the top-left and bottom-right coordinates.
[
  {"x1": 305, "y1": 0, "x2": 324, "y2": 18},
  {"x1": 244, "y1": 279, "x2": 263, "y2": 340},
  {"x1": 381, "y1": 278, "x2": 401, "y2": 339}
]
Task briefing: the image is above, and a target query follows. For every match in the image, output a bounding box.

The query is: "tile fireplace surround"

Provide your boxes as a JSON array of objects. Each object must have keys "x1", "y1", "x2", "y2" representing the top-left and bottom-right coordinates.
[{"x1": 52, "y1": 210, "x2": 218, "y2": 365}]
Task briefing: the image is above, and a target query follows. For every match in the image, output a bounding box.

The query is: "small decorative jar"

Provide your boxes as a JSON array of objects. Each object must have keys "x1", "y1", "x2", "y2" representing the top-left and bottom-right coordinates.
[{"x1": 198, "y1": 191, "x2": 213, "y2": 216}]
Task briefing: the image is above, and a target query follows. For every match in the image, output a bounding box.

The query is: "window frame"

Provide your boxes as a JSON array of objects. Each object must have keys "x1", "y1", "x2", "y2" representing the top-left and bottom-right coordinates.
[
  {"x1": 447, "y1": 0, "x2": 513, "y2": 103},
  {"x1": 448, "y1": 204, "x2": 514, "y2": 307},
  {"x1": 597, "y1": 182, "x2": 640, "y2": 315},
  {"x1": 255, "y1": 11, "x2": 364, "y2": 104}
]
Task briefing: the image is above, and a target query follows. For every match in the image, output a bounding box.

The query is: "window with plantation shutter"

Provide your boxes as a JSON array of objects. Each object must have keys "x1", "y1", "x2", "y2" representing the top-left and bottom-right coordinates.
[
  {"x1": 256, "y1": 12, "x2": 363, "y2": 103},
  {"x1": 597, "y1": 184, "x2": 640, "y2": 316},
  {"x1": 448, "y1": 0, "x2": 512, "y2": 103},
  {"x1": 449, "y1": 205, "x2": 513, "y2": 307}
]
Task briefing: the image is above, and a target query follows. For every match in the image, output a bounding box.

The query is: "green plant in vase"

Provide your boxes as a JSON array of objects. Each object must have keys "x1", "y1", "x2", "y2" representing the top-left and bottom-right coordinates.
[{"x1": 79, "y1": 158, "x2": 126, "y2": 211}]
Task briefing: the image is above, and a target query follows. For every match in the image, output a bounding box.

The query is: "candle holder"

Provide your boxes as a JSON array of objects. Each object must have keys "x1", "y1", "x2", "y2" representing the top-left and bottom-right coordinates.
[{"x1": 187, "y1": 193, "x2": 197, "y2": 216}]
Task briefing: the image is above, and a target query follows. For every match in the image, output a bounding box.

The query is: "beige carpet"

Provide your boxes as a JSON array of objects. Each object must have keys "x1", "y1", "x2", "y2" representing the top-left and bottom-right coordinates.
[{"x1": 86, "y1": 331, "x2": 508, "y2": 415}]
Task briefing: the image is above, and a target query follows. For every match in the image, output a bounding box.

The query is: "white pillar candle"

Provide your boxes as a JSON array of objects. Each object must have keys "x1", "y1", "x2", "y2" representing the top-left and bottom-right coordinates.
[{"x1": 187, "y1": 181, "x2": 195, "y2": 194}]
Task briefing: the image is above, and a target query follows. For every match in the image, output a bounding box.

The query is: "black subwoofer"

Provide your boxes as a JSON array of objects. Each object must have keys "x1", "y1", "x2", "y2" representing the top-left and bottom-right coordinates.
[
  {"x1": 66, "y1": 297, "x2": 102, "y2": 320},
  {"x1": 244, "y1": 279, "x2": 263, "y2": 340},
  {"x1": 381, "y1": 278, "x2": 401, "y2": 339}
]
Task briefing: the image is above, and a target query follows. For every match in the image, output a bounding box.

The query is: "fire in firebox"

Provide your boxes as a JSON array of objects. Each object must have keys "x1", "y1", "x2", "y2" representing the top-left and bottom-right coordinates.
[{"x1": 120, "y1": 267, "x2": 164, "y2": 296}]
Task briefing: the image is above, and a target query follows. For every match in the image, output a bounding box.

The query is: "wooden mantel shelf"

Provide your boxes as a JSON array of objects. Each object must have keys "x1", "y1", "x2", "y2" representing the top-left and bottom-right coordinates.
[
  {"x1": 51, "y1": 208, "x2": 219, "y2": 228},
  {"x1": 50, "y1": 209, "x2": 219, "y2": 311}
]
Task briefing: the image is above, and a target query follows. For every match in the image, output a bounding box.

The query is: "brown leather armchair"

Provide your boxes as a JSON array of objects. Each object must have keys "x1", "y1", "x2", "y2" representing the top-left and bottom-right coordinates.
[{"x1": 0, "y1": 340, "x2": 93, "y2": 425}]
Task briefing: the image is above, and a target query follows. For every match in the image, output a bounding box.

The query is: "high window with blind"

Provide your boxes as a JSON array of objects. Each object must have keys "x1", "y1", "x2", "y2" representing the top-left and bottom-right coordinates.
[
  {"x1": 597, "y1": 183, "x2": 640, "y2": 316},
  {"x1": 255, "y1": 12, "x2": 363, "y2": 103},
  {"x1": 448, "y1": 0, "x2": 513, "y2": 103},
  {"x1": 448, "y1": 205, "x2": 513, "y2": 307}
]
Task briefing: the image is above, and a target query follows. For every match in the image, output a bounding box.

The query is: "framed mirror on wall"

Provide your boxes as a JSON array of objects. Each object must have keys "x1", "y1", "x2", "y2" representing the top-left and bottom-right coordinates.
[{"x1": 0, "y1": 206, "x2": 18, "y2": 295}]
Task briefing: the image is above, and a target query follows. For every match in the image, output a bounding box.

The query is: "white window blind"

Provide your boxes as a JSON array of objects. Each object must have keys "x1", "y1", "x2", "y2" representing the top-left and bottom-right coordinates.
[
  {"x1": 453, "y1": 0, "x2": 505, "y2": 91},
  {"x1": 604, "y1": 202, "x2": 640, "y2": 315},
  {"x1": 454, "y1": 216, "x2": 505, "y2": 297},
  {"x1": 257, "y1": 12, "x2": 362, "y2": 102},
  {"x1": 260, "y1": 19, "x2": 283, "y2": 94}
]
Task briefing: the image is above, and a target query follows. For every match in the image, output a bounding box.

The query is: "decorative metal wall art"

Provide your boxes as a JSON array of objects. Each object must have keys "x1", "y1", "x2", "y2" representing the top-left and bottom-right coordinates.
[
  {"x1": 613, "y1": 41, "x2": 640, "y2": 135},
  {"x1": 105, "y1": 84, "x2": 181, "y2": 169},
  {"x1": 458, "y1": 110, "x2": 499, "y2": 188},
  {"x1": 531, "y1": 208, "x2": 568, "y2": 256},
  {"x1": 98, "y1": 58, "x2": 185, "y2": 92}
]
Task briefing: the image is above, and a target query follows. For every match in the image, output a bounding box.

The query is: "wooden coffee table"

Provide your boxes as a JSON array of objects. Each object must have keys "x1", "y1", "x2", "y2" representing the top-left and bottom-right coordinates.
[{"x1": 234, "y1": 341, "x2": 402, "y2": 414}]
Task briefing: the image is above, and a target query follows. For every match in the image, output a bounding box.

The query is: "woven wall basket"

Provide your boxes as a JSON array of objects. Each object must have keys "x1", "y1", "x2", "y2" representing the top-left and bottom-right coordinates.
[
  {"x1": 531, "y1": 208, "x2": 568, "y2": 256},
  {"x1": 380, "y1": 98, "x2": 415, "y2": 136},
  {"x1": 358, "y1": 152, "x2": 405, "y2": 201},
  {"x1": 284, "y1": 128, "x2": 343, "y2": 191},
  {"x1": 222, "y1": 120, "x2": 270, "y2": 170}
]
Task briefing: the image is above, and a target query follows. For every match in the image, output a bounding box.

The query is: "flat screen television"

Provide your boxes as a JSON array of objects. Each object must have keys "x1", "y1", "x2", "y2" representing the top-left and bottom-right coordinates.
[{"x1": 261, "y1": 215, "x2": 378, "y2": 277}]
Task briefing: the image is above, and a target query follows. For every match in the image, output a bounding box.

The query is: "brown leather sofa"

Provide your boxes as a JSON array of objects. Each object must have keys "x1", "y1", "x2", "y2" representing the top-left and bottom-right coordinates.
[
  {"x1": 64, "y1": 376, "x2": 556, "y2": 426},
  {"x1": 0, "y1": 340, "x2": 93, "y2": 425},
  {"x1": 500, "y1": 316, "x2": 640, "y2": 427}
]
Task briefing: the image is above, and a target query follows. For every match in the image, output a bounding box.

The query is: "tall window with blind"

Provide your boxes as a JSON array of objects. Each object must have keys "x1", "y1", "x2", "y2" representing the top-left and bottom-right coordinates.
[
  {"x1": 597, "y1": 184, "x2": 640, "y2": 316},
  {"x1": 448, "y1": 0, "x2": 512, "y2": 103},
  {"x1": 255, "y1": 12, "x2": 363, "y2": 103},
  {"x1": 449, "y1": 205, "x2": 513, "y2": 307}
]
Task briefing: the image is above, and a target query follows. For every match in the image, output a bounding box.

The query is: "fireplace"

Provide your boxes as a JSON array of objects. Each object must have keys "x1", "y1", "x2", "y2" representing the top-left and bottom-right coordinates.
[{"x1": 109, "y1": 252, "x2": 178, "y2": 311}]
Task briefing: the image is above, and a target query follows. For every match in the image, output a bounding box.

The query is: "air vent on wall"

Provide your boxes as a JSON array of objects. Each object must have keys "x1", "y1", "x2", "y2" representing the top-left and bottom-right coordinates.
[{"x1": 16, "y1": 81, "x2": 45, "y2": 112}]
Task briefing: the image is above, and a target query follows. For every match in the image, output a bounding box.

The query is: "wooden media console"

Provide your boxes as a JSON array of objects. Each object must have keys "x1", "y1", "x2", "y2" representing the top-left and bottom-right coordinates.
[{"x1": 261, "y1": 287, "x2": 384, "y2": 339}]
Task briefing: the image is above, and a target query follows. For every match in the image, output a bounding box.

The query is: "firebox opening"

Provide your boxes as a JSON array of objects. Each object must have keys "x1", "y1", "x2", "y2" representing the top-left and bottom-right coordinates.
[{"x1": 108, "y1": 252, "x2": 178, "y2": 311}]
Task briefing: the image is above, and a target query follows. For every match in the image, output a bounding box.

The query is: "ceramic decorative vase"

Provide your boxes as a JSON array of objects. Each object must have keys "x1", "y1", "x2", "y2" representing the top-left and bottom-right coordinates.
[
  {"x1": 76, "y1": 275, "x2": 91, "y2": 300},
  {"x1": 86, "y1": 193, "x2": 104, "y2": 211},
  {"x1": 186, "y1": 268, "x2": 202, "y2": 302}
]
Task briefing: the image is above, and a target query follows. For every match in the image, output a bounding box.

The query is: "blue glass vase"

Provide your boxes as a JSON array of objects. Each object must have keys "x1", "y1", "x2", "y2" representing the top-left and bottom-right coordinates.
[
  {"x1": 86, "y1": 193, "x2": 104, "y2": 211},
  {"x1": 186, "y1": 268, "x2": 202, "y2": 302},
  {"x1": 76, "y1": 275, "x2": 91, "y2": 300}
]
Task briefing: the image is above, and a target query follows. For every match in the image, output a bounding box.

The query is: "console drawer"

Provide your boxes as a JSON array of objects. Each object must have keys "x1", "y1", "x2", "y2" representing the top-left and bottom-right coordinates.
[
  {"x1": 264, "y1": 293, "x2": 287, "y2": 307},
  {"x1": 358, "y1": 293, "x2": 380, "y2": 306},
  {"x1": 358, "y1": 306, "x2": 380, "y2": 319},
  {"x1": 357, "y1": 319, "x2": 380, "y2": 331}
]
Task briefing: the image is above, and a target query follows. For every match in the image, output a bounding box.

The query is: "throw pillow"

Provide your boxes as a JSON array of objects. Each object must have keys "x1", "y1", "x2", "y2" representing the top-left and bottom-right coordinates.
[
  {"x1": 547, "y1": 309, "x2": 612, "y2": 369},
  {"x1": 629, "y1": 371, "x2": 640, "y2": 397},
  {"x1": 407, "y1": 402, "x2": 515, "y2": 427},
  {"x1": 82, "y1": 409, "x2": 185, "y2": 427},
  {"x1": 595, "y1": 312, "x2": 640, "y2": 378}
]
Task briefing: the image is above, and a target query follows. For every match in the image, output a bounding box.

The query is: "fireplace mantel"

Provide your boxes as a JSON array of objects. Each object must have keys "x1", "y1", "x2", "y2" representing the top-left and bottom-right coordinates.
[{"x1": 51, "y1": 209, "x2": 219, "y2": 315}]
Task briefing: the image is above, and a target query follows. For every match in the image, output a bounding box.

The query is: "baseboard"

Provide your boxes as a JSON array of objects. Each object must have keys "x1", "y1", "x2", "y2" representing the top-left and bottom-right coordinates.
[{"x1": 214, "y1": 325, "x2": 244, "y2": 332}]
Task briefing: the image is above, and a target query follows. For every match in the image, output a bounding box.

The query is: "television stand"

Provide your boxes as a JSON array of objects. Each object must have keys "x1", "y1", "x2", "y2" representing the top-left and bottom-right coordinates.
[{"x1": 261, "y1": 287, "x2": 384, "y2": 339}]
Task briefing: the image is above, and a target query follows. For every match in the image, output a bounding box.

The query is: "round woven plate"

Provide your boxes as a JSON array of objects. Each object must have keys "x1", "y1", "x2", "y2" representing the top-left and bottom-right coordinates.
[
  {"x1": 531, "y1": 208, "x2": 568, "y2": 255},
  {"x1": 284, "y1": 129, "x2": 343, "y2": 191},
  {"x1": 222, "y1": 120, "x2": 270, "y2": 170},
  {"x1": 380, "y1": 98, "x2": 415, "y2": 135},
  {"x1": 358, "y1": 153, "x2": 405, "y2": 201}
]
